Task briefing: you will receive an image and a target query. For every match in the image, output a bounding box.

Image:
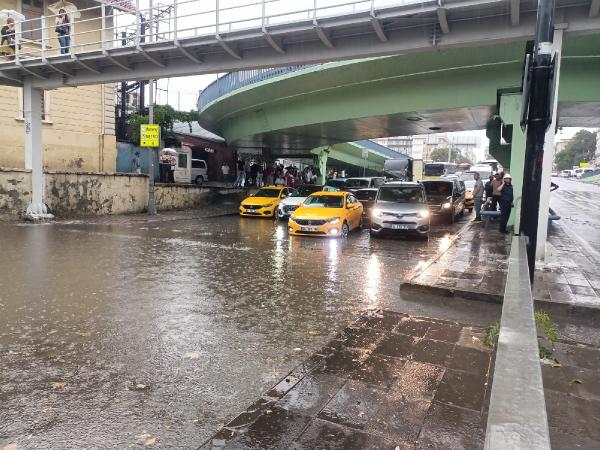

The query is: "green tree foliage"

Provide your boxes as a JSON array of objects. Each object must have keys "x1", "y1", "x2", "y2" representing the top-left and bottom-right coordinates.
[
  {"x1": 429, "y1": 147, "x2": 472, "y2": 164},
  {"x1": 554, "y1": 130, "x2": 597, "y2": 170},
  {"x1": 129, "y1": 105, "x2": 199, "y2": 145}
]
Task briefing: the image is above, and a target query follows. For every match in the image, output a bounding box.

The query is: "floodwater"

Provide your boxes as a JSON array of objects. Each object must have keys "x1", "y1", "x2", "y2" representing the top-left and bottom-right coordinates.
[
  {"x1": 0, "y1": 213, "x2": 471, "y2": 449},
  {"x1": 550, "y1": 177, "x2": 600, "y2": 262}
]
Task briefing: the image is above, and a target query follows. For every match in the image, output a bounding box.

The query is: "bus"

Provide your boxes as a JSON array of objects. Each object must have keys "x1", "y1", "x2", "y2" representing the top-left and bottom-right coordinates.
[{"x1": 423, "y1": 162, "x2": 458, "y2": 180}]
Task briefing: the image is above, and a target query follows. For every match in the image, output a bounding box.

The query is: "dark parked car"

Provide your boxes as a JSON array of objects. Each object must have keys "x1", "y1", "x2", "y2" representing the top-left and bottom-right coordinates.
[
  {"x1": 343, "y1": 177, "x2": 386, "y2": 193},
  {"x1": 325, "y1": 178, "x2": 347, "y2": 189},
  {"x1": 421, "y1": 179, "x2": 466, "y2": 224},
  {"x1": 354, "y1": 188, "x2": 379, "y2": 220}
]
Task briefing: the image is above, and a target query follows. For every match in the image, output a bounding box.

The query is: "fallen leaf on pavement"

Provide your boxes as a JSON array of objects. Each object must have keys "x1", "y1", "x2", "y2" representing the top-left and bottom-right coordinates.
[
  {"x1": 552, "y1": 363, "x2": 562, "y2": 368},
  {"x1": 135, "y1": 383, "x2": 147, "y2": 390},
  {"x1": 185, "y1": 352, "x2": 201, "y2": 360},
  {"x1": 571, "y1": 379, "x2": 583, "y2": 384},
  {"x1": 308, "y1": 330, "x2": 319, "y2": 336},
  {"x1": 144, "y1": 437, "x2": 156, "y2": 446},
  {"x1": 52, "y1": 381, "x2": 66, "y2": 389}
]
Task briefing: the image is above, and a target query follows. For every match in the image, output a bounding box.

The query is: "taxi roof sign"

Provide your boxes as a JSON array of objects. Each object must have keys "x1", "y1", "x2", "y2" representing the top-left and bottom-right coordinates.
[{"x1": 140, "y1": 124, "x2": 160, "y2": 147}]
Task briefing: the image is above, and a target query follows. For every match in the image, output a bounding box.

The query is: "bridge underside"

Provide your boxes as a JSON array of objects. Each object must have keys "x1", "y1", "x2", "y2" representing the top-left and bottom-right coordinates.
[{"x1": 199, "y1": 35, "x2": 600, "y2": 158}]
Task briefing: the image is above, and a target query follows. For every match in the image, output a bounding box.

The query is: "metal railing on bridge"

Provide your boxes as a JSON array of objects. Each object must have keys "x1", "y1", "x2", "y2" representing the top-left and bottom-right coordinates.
[
  {"x1": 2, "y1": 0, "x2": 417, "y2": 64},
  {"x1": 197, "y1": 65, "x2": 312, "y2": 110}
]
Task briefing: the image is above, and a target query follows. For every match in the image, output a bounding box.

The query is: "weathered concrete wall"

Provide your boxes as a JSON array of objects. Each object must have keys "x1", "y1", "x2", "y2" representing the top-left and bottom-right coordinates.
[
  {"x1": 0, "y1": 169, "x2": 236, "y2": 219},
  {"x1": 0, "y1": 168, "x2": 31, "y2": 219},
  {"x1": 155, "y1": 183, "x2": 213, "y2": 210},
  {"x1": 45, "y1": 171, "x2": 148, "y2": 217}
]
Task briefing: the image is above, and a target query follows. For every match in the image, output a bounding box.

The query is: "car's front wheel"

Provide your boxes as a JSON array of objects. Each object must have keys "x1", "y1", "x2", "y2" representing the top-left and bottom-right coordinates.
[
  {"x1": 341, "y1": 222, "x2": 350, "y2": 238},
  {"x1": 195, "y1": 175, "x2": 204, "y2": 185},
  {"x1": 275, "y1": 208, "x2": 285, "y2": 220}
]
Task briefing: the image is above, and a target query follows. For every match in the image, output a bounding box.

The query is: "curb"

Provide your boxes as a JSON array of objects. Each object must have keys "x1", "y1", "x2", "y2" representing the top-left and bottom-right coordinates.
[
  {"x1": 400, "y1": 282, "x2": 504, "y2": 304},
  {"x1": 403, "y1": 219, "x2": 474, "y2": 282}
]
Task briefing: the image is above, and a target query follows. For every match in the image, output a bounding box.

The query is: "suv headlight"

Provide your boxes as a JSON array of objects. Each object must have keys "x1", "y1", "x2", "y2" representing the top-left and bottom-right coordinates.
[
  {"x1": 417, "y1": 211, "x2": 430, "y2": 219},
  {"x1": 328, "y1": 217, "x2": 340, "y2": 224},
  {"x1": 443, "y1": 202, "x2": 451, "y2": 209},
  {"x1": 372, "y1": 209, "x2": 383, "y2": 219}
]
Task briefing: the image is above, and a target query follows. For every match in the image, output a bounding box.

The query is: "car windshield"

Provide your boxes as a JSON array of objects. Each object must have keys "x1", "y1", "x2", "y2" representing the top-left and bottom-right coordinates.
[
  {"x1": 304, "y1": 195, "x2": 344, "y2": 208},
  {"x1": 355, "y1": 190, "x2": 377, "y2": 201},
  {"x1": 463, "y1": 180, "x2": 476, "y2": 190},
  {"x1": 460, "y1": 173, "x2": 476, "y2": 181},
  {"x1": 423, "y1": 182, "x2": 453, "y2": 196},
  {"x1": 345, "y1": 179, "x2": 370, "y2": 188},
  {"x1": 253, "y1": 189, "x2": 281, "y2": 198},
  {"x1": 326, "y1": 179, "x2": 346, "y2": 188},
  {"x1": 295, "y1": 185, "x2": 323, "y2": 197},
  {"x1": 378, "y1": 187, "x2": 424, "y2": 203},
  {"x1": 424, "y1": 164, "x2": 445, "y2": 176}
]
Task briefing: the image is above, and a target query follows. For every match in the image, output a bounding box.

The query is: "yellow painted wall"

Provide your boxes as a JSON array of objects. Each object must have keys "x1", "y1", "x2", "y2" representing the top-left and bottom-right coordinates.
[{"x1": 0, "y1": 0, "x2": 116, "y2": 172}]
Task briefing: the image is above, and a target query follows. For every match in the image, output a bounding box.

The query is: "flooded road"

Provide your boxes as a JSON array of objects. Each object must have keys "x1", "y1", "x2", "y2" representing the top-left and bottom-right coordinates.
[
  {"x1": 0, "y1": 213, "x2": 469, "y2": 449},
  {"x1": 550, "y1": 177, "x2": 600, "y2": 262}
]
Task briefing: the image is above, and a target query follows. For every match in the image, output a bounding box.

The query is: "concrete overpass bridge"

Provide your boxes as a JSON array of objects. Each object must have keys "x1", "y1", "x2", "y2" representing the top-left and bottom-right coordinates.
[{"x1": 196, "y1": 30, "x2": 600, "y2": 245}]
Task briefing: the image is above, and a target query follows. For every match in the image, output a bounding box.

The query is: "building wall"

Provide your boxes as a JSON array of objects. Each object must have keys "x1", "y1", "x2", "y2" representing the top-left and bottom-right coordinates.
[
  {"x1": 0, "y1": 0, "x2": 116, "y2": 172},
  {"x1": 0, "y1": 170, "x2": 240, "y2": 219}
]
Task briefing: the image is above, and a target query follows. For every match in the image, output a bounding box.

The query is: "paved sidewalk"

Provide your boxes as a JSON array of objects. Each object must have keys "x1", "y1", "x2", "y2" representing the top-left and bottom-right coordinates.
[
  {"x1": 400, "y1": 224, "x2": 511, "y2": 303},
  {"x1": 532, "y1": 225, "x2": 600, "y2": 311},
  {"x1": 202, "y1": 310, "x2": 494, "y2": 450}
]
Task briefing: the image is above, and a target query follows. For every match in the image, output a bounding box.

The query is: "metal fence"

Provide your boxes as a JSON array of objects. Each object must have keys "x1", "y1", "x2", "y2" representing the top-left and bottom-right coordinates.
[
  {"x1": 197, "y1": 65, "x2": 312, "y2": 110},
  {"x1": 1, "y1": 0, "x2": 417, "y2": 63}
]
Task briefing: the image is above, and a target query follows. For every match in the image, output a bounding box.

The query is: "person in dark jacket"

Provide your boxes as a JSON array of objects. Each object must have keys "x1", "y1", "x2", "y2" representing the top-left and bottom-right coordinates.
[
  {"x1": 55, "y1": 9, "x2": 71, "y2": 54},
  {"x1": 497, "y1": 173, "x2": 514, "y2": 234},
  {"x1": 1, "y1": 17, "x2": 16, "y2": 57}
]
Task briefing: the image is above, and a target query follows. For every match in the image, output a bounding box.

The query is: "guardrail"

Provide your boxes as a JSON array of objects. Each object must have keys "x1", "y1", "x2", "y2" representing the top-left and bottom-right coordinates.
[
  {"x1": 1, "y1": 0, "x2": 418, "y2": 64},
  {"x1": 484, "y1": 236, "x2": 551, "y2": 449},
  {"x1": 197, "y1": 65, "x2": 311, "y2": 110}
]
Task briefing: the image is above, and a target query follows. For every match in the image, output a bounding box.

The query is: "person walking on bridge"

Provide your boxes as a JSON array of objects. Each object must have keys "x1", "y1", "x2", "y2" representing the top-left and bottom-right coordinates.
[
  {"x1": 55, "y1": 9, "x2": 71, "y2": 55},
  {"x1": 497, "y1": 174, "x2": 514, "y2": 234}
]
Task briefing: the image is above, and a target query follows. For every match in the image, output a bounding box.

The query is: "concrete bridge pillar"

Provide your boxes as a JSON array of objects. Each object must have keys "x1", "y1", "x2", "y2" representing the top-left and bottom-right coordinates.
[
  {"x1": 314, "y1": 147, "x2": 330, "y2": 184},
  {"x1": 23, "y1": 78, "x2": 53, "y2": 220},
  {"x1": 498, "y1": 93, "x2": 527, "y2": 233}
]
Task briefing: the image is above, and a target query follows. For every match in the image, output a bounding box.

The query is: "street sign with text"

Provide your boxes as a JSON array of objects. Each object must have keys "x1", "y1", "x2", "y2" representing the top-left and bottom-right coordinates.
[{"x1": 140, "y1": 124, "x2": 160, "y2": 147}]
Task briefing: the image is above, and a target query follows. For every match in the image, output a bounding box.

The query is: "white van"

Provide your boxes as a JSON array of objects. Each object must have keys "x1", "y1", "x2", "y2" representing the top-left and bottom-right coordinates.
[
  {"x1": 174, "y1": 146, "x2": 192, "y2": 183},
  {"x1": 191, "y1": 159, "x2": 208, "y2": 185}
]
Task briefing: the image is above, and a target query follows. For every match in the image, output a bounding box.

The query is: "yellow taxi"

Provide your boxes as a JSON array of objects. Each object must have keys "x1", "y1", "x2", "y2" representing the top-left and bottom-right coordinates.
[
  {"x1": 239, "y1": 186, "x2": 291, "y2": 218},
  {"x1": 288, "y1": 191, "x2": 363, "y2": 237}
]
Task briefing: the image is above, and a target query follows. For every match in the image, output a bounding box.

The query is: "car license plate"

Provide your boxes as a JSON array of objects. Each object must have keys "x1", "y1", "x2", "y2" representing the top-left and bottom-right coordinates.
[
  {"x1": 391, "y1": 224, "x2": 409, "y2": 230},
  {"x1": 246, "y1": 209, "x2": 256, "y2": 213},
  {"x1": 301, "y1": 226, "x2": 318, "y2": 232}
]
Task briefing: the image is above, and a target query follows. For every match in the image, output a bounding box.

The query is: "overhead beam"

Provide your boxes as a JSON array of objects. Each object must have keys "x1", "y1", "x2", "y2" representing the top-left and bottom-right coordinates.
[
  {"x1": 0, "y1": 71, "x2": 22, "y2": 83},
  {"x1": 45, "y1": 62, "x2": 72, "y2": 77},
  {"x1": 103, "y1": 52, "x2": 132, "y2": 72},
  {"x1": 17, "y1": 64, "x2": 47, "y2": 80},
  {"x1": 216, "y1": 35, "x2": 242, "y2": 60},
  {"x1": 370, "y1": 13, "x2": 388, "y2": 42},
  {"x1": 137, "y1": 48, "x2": 167, "y2": 68},
  {"x1": 263, "y1": 28, "x2": 286, "y2": 54},
  {"x1": 313, "y1": 20, "x2": 335, "y2": 49},
  {"x1": 590, "y1": 0, "x2": 600, "y2": 16},
  {"x1": 436, "y1": 7, "x2": 450, "y2": 34},
  {"x1": 72, "y1": 56, "x2": 102, "y2": 75},
  {"x1": 174, "y1": 41, "x2": 203, "y2": 64},
  {"x1": 510, "y1": 0, "x2": 521, "y2": 25}
]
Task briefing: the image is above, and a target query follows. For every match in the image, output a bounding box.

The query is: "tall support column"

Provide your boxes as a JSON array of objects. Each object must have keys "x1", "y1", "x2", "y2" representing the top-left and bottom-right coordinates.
[
  {"x1": 536, "y1": 28, "x2": 563, "y2": 261},
  {"x1": 313, "y1": 147, "x2": 330, "y2": 184},
  {"x1": 498, "y1": 93, "x2": 527, "y2": 231},
  {"x1": 23, "y1": 79, "x2": 53, "y2": 220}
]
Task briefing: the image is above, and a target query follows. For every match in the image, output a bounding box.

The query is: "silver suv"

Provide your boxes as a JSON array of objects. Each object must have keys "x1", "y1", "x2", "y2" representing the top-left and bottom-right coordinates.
[{"x1": 369, "y1": 182, "x2": 430, "y2": 238}]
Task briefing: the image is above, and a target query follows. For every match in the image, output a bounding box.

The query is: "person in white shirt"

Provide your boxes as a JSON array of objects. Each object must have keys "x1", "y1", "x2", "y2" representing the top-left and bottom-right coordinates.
[{"x1": 221, "y1": 163, "x2": 230, "y2": 182}]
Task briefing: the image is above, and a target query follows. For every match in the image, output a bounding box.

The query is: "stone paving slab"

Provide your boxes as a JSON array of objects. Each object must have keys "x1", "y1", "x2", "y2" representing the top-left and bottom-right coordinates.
[
  {"x1": 542, "y1": 339, "x2": 600, "y2": 449},
  {"x1": 200, "y1": 310, "x2": 494, "y2": 450},
  {"x1": 400, "y1": 223, "x2": 511, "y2": 303},
  {"x1": 533, "y1": 226, "x2": 600, "y2": 313}
]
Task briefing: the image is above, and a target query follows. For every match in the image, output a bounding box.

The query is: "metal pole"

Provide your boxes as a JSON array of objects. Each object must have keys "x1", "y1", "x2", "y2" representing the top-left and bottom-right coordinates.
[
  {"x1": 521, "y1": 0, "x2": 555, "y2": 282},
  {"x1": 148, "y1": 80, "x2": 157, "y2": 215}
]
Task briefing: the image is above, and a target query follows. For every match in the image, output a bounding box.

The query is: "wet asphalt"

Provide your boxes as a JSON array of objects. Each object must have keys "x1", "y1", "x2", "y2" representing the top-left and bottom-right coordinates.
[
  {"x1": 549, "y1": 177, "x2": 600, "y2": 263},
  {"x1": 0, "y1": 211, "x2": 491, "y2": 449}
]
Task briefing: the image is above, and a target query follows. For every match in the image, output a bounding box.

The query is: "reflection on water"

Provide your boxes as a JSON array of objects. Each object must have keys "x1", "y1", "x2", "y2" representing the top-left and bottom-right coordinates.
[{"x1": 0, "y1": 215, "x2": 460, "y2": 448}]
